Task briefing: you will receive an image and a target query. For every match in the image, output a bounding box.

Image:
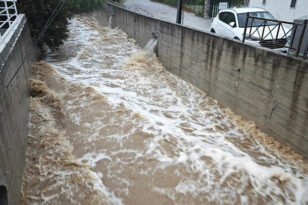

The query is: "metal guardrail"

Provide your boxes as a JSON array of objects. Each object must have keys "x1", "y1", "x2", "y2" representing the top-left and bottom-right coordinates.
[
  {"x1": 242, "y1": 15, "x2": 307, "y2": 57},
  {"x1": 0, "y1": 0, "x2": 18, "y2": 40}
]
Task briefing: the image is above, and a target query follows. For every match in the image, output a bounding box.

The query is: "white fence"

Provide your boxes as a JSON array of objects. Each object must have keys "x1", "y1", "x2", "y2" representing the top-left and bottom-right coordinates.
[{"x1": 0, "y1": 0, "x2": 18, "y2": 39}]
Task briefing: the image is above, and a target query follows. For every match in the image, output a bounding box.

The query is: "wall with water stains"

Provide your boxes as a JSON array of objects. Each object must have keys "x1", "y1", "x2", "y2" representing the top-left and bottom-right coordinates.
[
  {"x1": 105, "y1": 4, "x2": 308, "y2": 158},
  {"x1": 0, "y1": 15, "x2": 37, "y2": 204}
]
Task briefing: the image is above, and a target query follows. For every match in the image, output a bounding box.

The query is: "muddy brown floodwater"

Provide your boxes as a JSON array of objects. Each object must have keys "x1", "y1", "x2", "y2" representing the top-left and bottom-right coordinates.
[{"x1": 21, "y1": 16, "x2": 308, "y2": 205}]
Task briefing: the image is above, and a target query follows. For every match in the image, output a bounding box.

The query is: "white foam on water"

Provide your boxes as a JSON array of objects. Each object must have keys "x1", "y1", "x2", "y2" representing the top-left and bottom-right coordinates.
[
  {"x1": 88, "y1": 170, "x2": 124, "y2": 205},
  {"x1": 77, "y1": 153, "x2": 112, "y2": 167}
]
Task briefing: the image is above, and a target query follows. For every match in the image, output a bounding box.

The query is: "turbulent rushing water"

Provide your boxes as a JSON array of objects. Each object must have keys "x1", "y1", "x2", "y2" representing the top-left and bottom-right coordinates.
[{"x1": 22, "y1": 16, "x2": 308, "y2": 205}]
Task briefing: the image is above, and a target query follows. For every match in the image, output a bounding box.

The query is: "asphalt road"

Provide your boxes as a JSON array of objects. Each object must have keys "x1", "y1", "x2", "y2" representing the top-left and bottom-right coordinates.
[{"x1": 122, "y1": 0, "x2": 212, "y2": 32}]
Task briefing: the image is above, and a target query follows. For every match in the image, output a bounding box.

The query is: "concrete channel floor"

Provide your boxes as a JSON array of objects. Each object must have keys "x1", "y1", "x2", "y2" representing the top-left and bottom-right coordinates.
[{"x1": 122, "y1": 0, "x2": 212, "y2": 32}]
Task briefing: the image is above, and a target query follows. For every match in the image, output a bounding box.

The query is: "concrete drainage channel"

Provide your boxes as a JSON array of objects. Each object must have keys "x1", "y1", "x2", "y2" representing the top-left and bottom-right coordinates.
[{"x1": 0, "y1": 2, "x2": 307, "y2": 204}]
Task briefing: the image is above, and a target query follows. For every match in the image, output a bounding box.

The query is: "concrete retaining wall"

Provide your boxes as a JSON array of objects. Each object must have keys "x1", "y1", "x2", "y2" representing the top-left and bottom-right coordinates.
[
  {"x1": 105, "y1": 4, "x2": 308, "y2": 157},
  {"x1": 0, "y1": 14, "x2": 37, "y2": 204}
]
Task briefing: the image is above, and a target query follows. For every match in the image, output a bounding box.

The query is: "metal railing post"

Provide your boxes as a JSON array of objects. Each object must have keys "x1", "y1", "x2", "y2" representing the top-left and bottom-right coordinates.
[
  {"x1": 290, "y1": 24, "x2": 297, "y2": 49},
  {"x1": 275, "y1": 23, "x2": 281, "y2": 43},
  {"x1": 176, "y1": 0, "x2": 184, "y2": 24},
  {"x1": 261, "y1": 20, "x2": 267, "y2": 39},
  {"x1": 249, "y1": 17, "x2": 254, "y2": 38}
]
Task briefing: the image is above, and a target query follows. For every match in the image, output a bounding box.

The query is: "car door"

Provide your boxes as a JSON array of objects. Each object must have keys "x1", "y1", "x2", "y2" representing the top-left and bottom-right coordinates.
[
  {"x1": 216, "y1": 12, "x2": 228, "y2": 34},
  {"x1": 216, "y1": 11, "x2": 237, "y2": 38},
  {"x1": 223, "y1": 12, "x2": 237, "y2": 38}
]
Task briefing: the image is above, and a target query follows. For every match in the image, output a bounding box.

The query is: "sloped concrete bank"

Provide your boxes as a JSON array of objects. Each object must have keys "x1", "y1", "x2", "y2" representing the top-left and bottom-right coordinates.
[
  {"x1": 104, "y1": 3, "x2": 308, "y2": 157},
  {"x1": 0, "y1": 15, "x2": 37, "y2": 204}
]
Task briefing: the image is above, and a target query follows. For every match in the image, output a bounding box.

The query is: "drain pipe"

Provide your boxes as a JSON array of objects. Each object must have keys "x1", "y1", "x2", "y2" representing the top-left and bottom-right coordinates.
[
  {"x1": 0, "y1": 186, "x2": 8, "y2": 205},
  {"x1": 144, "y1": 32, "x2": 158, "y2": 54}
]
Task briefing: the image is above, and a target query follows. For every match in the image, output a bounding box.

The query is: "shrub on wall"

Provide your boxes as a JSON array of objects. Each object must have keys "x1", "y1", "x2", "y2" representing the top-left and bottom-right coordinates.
[
  {"x1": 232, "y1": 0, "x2": 245, "y2": 7},
  {"x1": 68, "y1": 0, "x2": 105, "y2": 13},
  {"x1": 152, "y1": 0, "x2": 178, "y2": 7}
]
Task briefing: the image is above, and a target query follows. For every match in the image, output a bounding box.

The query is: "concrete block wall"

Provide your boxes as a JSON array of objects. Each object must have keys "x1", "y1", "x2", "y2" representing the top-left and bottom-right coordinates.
[
  {"x1": 0, "y1": 15, "x2": 37, "y2": 204},
  {"x1": 106, "y1": 4, "x2": 308, "y2": 157}
]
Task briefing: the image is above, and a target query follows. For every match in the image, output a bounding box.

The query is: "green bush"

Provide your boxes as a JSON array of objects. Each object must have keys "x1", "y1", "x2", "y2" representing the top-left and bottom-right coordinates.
[
  {"x1": 68, "y1": 0, "x2": 105, "y2": 13},
  {"x1": 153, "y1": 0, "x2": 178, "y2": 7},
  {"x1": 195, "y1": 6, "x2": 204, "y2": 16},
  {"x1": 232, "y1": 0, "x2": 245, "y2": 7},
  {"x1": 17, "y1": 0, "x2": 105, "y2": 49}
]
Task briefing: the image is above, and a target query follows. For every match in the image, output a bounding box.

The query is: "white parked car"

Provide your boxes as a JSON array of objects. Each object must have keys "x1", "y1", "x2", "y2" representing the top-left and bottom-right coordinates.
[{"x1": 210, "y1": 7, "x2": 290, "y2": 49}]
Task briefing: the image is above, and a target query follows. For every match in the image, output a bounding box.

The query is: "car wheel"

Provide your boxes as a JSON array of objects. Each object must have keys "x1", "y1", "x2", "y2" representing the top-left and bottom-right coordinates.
[{"x1": 211, "y1": 29, "x2": 216, "y2": 33}]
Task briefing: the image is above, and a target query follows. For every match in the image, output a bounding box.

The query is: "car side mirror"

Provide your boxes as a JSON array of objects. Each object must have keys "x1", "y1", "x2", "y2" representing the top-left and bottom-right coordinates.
[{"x1": 229, "y1": 22, "x2": 236, "y2": 27}]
